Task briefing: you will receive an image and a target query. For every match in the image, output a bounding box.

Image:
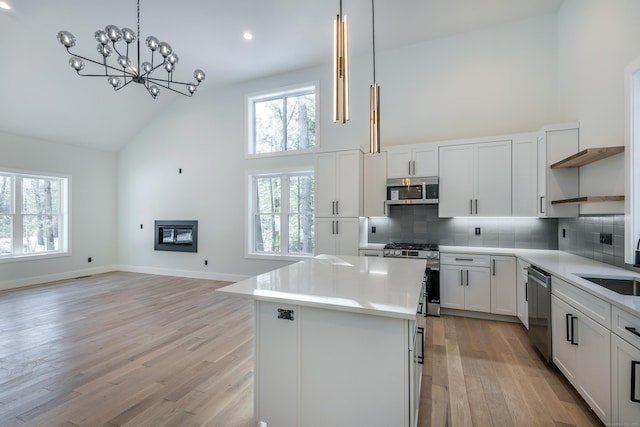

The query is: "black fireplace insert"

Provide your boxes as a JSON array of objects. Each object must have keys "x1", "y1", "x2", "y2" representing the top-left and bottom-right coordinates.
[{"x1": 154, "y1": 220, "x2": 198, "y2": 252}]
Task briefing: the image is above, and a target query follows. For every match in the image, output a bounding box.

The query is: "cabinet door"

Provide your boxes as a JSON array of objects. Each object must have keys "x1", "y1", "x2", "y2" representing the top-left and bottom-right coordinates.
[
  {"x1": 516, "y1": 258, "x2": 529, "y2": 328},
  {"x1": 440, "y1": 265, "x2": 466, "y2": 310},
  {"x1": 316, "y1": 153, "x2": 337, "y2": 217},
  {"x1": 576, "y1": 313, "x2": 611, "y2": 423},
  {"x1": 465, "y1": 266, "x2": 491, "y2": 313},
  {"x1": 551, "y1": 295, "x2": 577, "y2": 383},
  {"x1": 490, "y1": 256, "x2": 517, "y2": 316},
  {"x1": 387, "y1": 148, "x2": 412, "y2": 178},
  {"x1": 475, "y1": 140, "x2": 512, "y2": 217},
  {"x1": 335, "y1": 150, "x2": 362, "y2": 217},
  {"x1": 512, "y1": 137, "x2": 538, "y2": 217},
  {"x1": 364, "y1": 152, "x2": 387, "y2": 217},
  {"x1": 439, "y1": 144, "x2": 475, "y2": 217},
  {"x1": 412, "y1": 146, "x2": 438, "y2": 176},
  {"x1": 315, "y1": 218, "x2": 336, "y2": 255},
  {"x1": 537, "y1": 135, "x2": 548, "y2": 217},
  {"x1": 611, "y1": 334, "x2": 640, "y2": 425},
  {"x1": 256, "y1": 301, "x2": 299, "y2": 426},
  {"x1": 335, "y1": 218, "x2": 360, "y2": 256}
]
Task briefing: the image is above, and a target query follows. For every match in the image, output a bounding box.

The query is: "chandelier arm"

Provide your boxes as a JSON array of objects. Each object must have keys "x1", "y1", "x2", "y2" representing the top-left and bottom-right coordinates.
[
  {"x1": 153, "y1": 84, "x2": 193, "y2": 97},
  {"x1": 113, "y1": 79, "x2": 136, "y2": 91},
  {"x1": 66, "y1": 48, "x2": 136, "y2": 76},
  {"x1": 146, "y1": 76, "x2": 200, "y2": 87}
]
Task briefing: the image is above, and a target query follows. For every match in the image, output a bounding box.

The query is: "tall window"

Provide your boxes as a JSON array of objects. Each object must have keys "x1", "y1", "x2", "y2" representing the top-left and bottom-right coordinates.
[
  {"x1": 250, "y1": 172, "x2": 314, "y2": 257},
  {"x1": 0, "y1": 171, "x2": 69, "y2": 259},
  {"x1": 248, "y1": 84, "x2": 318, "y2": 155}
]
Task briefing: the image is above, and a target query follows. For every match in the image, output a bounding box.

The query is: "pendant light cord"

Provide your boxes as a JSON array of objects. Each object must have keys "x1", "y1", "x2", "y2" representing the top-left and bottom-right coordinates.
[{"x1": 371, "y1": 0, "x2": 376, "y2": 82}]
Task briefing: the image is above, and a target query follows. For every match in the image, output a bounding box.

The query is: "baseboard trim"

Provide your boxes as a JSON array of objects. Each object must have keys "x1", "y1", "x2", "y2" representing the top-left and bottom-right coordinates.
[
  {"x1": 0, "y1": 264, "x2": 119, "y2": 292},
  {"x1": 440, "y1": 308, "x2": 521, "y2": 324},
  {"x1": 116, "y1": 265, "x2": 250, "y2": 283}
]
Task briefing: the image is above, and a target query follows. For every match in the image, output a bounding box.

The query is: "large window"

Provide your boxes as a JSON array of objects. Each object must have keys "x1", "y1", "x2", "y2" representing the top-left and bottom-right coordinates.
[
  {"x1": 0, "y1": 171, "x2": 69, "y2": 259},
  {"x1": 248, "y1": 83, "x2": 318, "y2": 155},
  {"x1": 250, "y1": 172, "x2": 314, "y2": 257}
]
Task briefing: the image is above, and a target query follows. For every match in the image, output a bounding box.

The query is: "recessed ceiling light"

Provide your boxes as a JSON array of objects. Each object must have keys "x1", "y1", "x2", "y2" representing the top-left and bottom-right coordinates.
[
  {"x1": 243, "y1": 32, "x2": 253, "y2": 41},
  {"x1": 0, "y1": 2, "x2": 11, "y2": 10}
]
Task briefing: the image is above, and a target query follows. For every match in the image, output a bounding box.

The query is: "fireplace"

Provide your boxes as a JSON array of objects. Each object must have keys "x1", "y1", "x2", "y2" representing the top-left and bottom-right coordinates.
[{"x1": 154, "y1": 220, "x2": 198, "y2": 253}]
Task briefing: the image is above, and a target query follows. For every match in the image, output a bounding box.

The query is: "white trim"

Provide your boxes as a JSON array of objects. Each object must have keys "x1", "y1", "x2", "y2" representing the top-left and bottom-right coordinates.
[
  {"x1": 624, "y1": 56, "x2": 640, "y2": 264},
  {"x1": 0, "y1": 264, "x2": 117, "y2": 292},
  {"x1": 116, "y1": 264, "x2": 250, "y2": 282}
]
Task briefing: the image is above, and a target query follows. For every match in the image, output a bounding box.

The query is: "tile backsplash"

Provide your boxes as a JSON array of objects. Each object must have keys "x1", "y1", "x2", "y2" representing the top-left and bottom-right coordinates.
[{"x1": 367, "y1": 205, "x2": 558, "y2": 249}]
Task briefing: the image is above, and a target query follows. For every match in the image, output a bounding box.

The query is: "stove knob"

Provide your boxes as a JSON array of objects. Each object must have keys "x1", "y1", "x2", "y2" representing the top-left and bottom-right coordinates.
[
  {"x1": 395, "y1": 250, "x2": 402, "y2": 256},
  {"x1": 383, "y1": 249, "x2": 389, "y2": 256}
]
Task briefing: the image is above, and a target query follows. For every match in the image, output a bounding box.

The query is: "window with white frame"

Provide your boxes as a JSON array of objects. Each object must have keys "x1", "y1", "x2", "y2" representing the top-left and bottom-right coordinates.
[
  {"x1": 248, "y1": 83, "x2": 318, "y2": 155},
  {"x1": 0, "y1": 171, "x2": 69, "y2": 259},
  {"x1": 250, "y1": 172, "x2": 314, "y2": 257}
]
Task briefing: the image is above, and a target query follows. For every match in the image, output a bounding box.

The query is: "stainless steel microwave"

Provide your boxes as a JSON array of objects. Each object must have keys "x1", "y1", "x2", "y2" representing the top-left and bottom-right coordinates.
[{"x1": 386, "y1": 177, "x2": 439, "y2": 205}]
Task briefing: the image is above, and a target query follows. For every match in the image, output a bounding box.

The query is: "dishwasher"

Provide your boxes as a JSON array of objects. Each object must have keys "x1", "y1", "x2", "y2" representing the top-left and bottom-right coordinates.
[{"x1": 527, "y1": 265, "x2": 552, "y2": 362}]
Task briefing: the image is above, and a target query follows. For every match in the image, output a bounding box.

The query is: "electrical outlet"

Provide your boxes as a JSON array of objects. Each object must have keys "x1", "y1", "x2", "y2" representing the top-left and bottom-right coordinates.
[
  {"x1": 204, "y1": 260, "x2": 208, "y2": 266},
  {"x1": 599, "y1": 233, "x2": 613, "y2": 245},
  {"x1": 87, "y1": 257, "x2": 92, "y2": 263},
  {"x1": 475, "y1": 227, "x2": 481, "y2": 236},
  {"x1": 371, "y1": 226, "x2": 377, "y2": 234}
]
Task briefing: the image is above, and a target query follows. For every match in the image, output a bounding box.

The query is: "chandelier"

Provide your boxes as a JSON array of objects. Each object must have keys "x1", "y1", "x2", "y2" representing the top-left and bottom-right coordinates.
[{"x1": 56, "y1": 0, "x2": 205, "y2": 99}]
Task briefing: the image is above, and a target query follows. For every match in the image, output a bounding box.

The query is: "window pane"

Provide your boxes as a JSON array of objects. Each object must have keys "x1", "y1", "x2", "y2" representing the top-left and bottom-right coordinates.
[
  {"x1": 255, "y1": 214, "x2": 280, "y2": 253},
  {"x1": 286, "y1": 93, "x2": 316, "y2": 151},
  {"x1": 254, "y1": 98, "x2": 284, "y2": 154},
  {"x1": 288, "y1": 175, "x2": 315, "y2": 214},
  {"x1": 22, "y1": 215, "x2": 59, "y2": 253},
  {"x1": 0, "y1": 175, "x2": 11, "y2": 214},
  {"x1": 0, "y1": 215, "x2": 10, "y2": 256},
  {"x1": 288, "y1": 214, "x2": 314, "y2": 255},
  {"x1": 256, "y1": 177, "x2": 281, "y2": 213},
  {"x1": 22, "y1": 177, "x2": 60, "y2": 215}
]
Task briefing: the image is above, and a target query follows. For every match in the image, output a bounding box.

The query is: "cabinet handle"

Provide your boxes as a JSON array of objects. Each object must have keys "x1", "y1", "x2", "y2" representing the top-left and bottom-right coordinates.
[
  {"x1": 460, "y1": 270, "x2": 464, "y2": 286},
  {"x1": 332, "y1": 201, "x2": 335, "y2": 215},
  {"x1": 417, "y1": 302, "x2": 423, "y2": 316},
  {"x1": 571, "y1": 315, "x2": 578, "y2": 345},
  {"x1": 470, "y1": 199, "x2": 473, "y2": 215},
  {"x1": 565, "y1": 313, "x2": 572, "y2": 342},
  {"x1": 335, "y1": 220, "x2": 339, "y2": 235},
  {"x1": 455, "y1": 258, "x2": 474, "y2": 262},
  {"x1": 335, "y1": 201, "x2": 339, "y2": 215},
  {"x1": 332, "y1": 221, "x2": 336, "y2": 235},
  {"x1": 475, "y1": 199, "x2": 478, "y2": 215},
  {"x1": 492, "y1": 259, "x2": 496, "y2": 276},
  {"x1": 525, "y1": 281, "x2": 528, "y2": 302},
  {"x1": 466, "y1": 269, "x2": 470, "y2": 286},
  {"x1": 626, "y1": 326, "x2": 640, "y2": 338},
  {"x1": 417, "y1": 327, "x2": 425, "y2": 364},
  {"x1": 540, "y1": 196, "x2": 545, "y2": 214},
  {"x1": 412, "y1": 161, "x2": 416, "y2": 176},
  {"x1": 632, "y1": 360, "x2": 640, "y2": 403}
]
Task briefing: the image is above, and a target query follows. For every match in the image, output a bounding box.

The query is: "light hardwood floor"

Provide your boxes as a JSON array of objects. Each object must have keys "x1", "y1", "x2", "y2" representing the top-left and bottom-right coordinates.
[{"x1": 0, "y1": 272, "x2": 602, "y2": 426}]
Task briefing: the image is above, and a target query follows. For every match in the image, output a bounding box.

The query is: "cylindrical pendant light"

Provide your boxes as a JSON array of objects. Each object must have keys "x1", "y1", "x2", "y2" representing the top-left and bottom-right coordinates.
[
  {"x1": 333, "y1": 0, "x2": 350, "y2": 123},
  {"x1": 369, "y1": 0, "x2": 380, "y2": 153}
]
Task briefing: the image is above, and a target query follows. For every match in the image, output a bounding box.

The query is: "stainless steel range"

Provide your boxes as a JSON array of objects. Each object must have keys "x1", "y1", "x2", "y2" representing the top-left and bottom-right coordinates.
[{"x1": 383, "y1": 243, "x2": 440, "y2": 316}]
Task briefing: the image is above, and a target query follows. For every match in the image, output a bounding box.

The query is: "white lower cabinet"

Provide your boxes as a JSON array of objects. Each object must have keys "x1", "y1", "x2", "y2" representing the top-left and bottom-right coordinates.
[
  {"x1": 516, "y1": 258, "x2": 529, "y2": 328},
  {"x1": 256, "y1": 300, "x2": 420, "y2": 427},
  {"x1": 315, "y1": 218, "x2": 359, "y2": 256},
  {"x1": 440, "y1": 254, "x2": 491, "y2": 313},
  {"x1": 490, "y1": 256, "x2": 516, "y2": 316},
  {"x1": 551, "y1": 293, "x2": 611, "y2": 424},
  {"x1": 611, "y1": 306, "x2": 640, "y2": 425}
]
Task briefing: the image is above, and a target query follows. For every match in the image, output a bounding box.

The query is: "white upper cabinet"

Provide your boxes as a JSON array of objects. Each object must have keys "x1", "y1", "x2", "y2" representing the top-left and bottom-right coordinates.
[
  {"x1": 386, "y1": 145, "x2": 438, "y2": 178},
  {"x1": 439, "y1": 140, "x2": 512, "y2": 217},
  {"x1": 512, "y1": 134, "x2": 538, "y2": 217},
  {"x1": 315, "y1": 149, "x2": 363, "y2": 218},
  {"x1": 537, "y1": 124, "x2": 579, "y2": 217}
]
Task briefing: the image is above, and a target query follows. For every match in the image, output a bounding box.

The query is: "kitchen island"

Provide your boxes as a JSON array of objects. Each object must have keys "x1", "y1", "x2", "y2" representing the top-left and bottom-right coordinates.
[{"x1": 217, "y1": 255, "x2": 427, "y2": 427}]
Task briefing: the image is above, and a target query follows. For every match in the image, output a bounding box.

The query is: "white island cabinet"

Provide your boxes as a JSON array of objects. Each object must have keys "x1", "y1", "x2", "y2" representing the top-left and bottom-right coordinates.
[{"x1": 217, "y1": 255, "x2": 427, "y2": 427}]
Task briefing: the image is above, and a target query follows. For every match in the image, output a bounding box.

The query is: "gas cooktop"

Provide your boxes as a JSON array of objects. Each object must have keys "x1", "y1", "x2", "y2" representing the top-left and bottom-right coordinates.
[
  {"x1": 383, "y1": 242, "x2": 439, "y2": 259},
  {"x1": 383, "y1": 242, "x2": 439, "y2": 251}
]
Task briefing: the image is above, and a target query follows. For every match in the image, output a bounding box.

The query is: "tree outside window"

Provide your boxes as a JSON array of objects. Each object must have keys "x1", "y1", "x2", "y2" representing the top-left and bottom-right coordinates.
[
  {"x1": 0, "y1": 171, "x2": 68, "y2": 259},
  {"x1": 250, "y1": 85, "x2": 317, "y2": 155},
  {"x1": 252, "y1": 172, "x2": 314, "y2": 256}
]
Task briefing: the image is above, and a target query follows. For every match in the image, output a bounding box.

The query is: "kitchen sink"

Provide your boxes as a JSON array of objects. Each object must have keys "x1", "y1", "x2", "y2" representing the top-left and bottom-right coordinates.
[{"x1": 577, "y1": 275, "x2": 640, "y2": 296}]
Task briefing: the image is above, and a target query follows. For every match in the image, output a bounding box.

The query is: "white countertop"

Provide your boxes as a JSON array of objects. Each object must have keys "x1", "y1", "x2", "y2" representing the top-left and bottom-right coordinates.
[
  {"x1": 217, "y1": 255, "x2": 426, "y2": 320},
  {"x1": 440, "y1": 246, "x2": 640, "y2": 316}
]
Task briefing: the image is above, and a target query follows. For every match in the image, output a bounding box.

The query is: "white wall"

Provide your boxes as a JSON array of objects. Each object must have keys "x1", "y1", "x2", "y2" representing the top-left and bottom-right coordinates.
[
  {"x1": 0, "y1": 131, "x2": 117, "y2": 290},
  {"x1": 558, "y1": 0, "x2": 640, "y2": 214},
  {"x1": 117, "y1": 13, "x2": 560, "y2": 278}
]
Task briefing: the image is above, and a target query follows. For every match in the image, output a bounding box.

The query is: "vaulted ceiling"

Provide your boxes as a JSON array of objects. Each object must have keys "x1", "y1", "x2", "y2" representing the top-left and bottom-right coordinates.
[{"x1": 0, "y1": 0, "x2": 563, "y2": 151}]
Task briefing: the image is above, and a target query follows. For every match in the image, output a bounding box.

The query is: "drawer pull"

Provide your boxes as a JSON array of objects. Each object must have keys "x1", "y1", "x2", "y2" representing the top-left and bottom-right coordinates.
[
  {"x1": 632, "y1": 360, "x2": 640, "y2": 403},
  {"x1": 455, "y1": 258, "x2": 474, "y2": 262},
  {"x1": 625, "y1": 326, "x2": 640, "y2": 338}
]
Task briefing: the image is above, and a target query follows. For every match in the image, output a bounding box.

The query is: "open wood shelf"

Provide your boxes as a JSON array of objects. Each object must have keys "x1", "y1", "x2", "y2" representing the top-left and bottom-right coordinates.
[
  {"x1": 550, "y1": 146, "x2": 624, "y2": 169},
  {"x1": 551, "y1": 195, "x2": 625, "y2": 205}
]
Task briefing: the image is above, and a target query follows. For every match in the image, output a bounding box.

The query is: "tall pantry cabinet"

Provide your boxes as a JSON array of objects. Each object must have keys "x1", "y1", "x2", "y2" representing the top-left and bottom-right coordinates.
[{"x1": 315, "y1": 149, "x2": 363, "y2": 256}]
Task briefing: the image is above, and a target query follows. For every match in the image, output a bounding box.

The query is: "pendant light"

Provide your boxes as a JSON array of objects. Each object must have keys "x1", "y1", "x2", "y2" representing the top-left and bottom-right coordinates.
[
  {"x1": 333, "y1": 0, "x2": 350, "y2": 123},
  {"x1": 369, "y1": 0, "x2": 380, "y2": 154}
]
